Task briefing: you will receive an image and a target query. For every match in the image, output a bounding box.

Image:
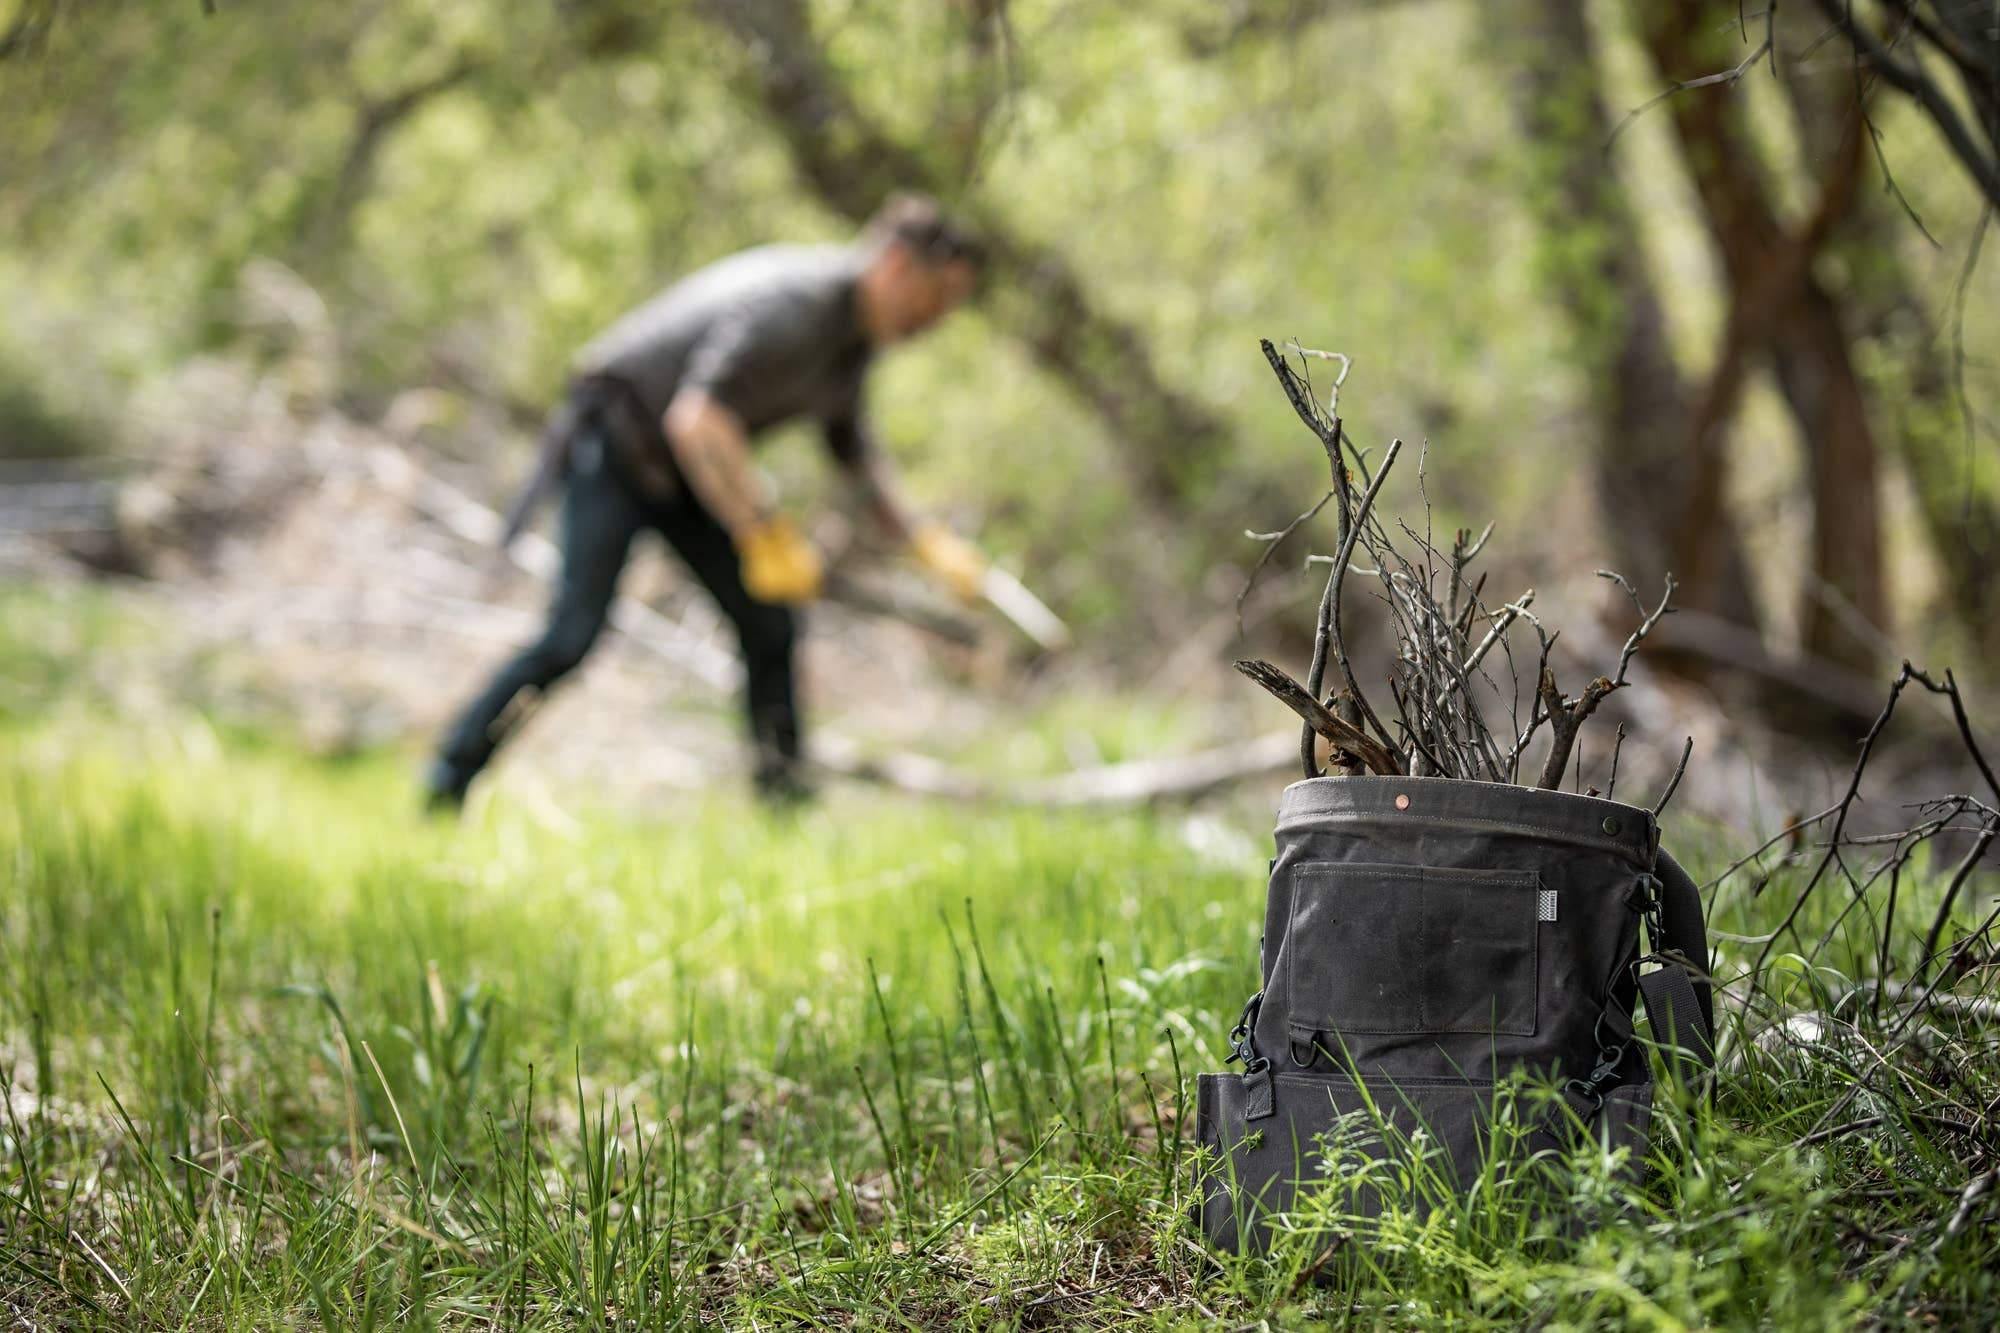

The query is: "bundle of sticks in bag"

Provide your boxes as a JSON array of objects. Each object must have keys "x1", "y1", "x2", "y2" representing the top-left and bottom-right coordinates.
[{"x1": 1235, "y1": 340, "x2": 1686, "y2": 811}]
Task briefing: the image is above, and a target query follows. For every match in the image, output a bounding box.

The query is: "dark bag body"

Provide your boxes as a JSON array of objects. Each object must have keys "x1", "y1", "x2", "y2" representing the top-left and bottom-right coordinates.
[{"x1": 1196, "y1": 776, "x2": 1713, "y2": 1252}]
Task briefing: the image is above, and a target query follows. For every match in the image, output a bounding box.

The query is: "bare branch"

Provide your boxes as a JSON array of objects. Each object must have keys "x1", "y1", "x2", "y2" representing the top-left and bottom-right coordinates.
[
  {"x1": 1298, "y1": 420, "x2": 1405, "y2": 775},
  {"x1": 1536, "y1": 670, "x2": 1620, "y2": 791},
  {"x1": 1604, "y1": 571, "x2": 1677, "y2": 686},
  {"x1": 1810, "y1": 0, "x2": 2000, "y2": 210},
  {"x1": 1651, "y1": 736, "x2": 1695, "y2": 818},
  {"x1": 1234, "y1": 659, "x2": 1402, "y2": 776},
  {"x1": 1609, "y1": 17, "x2": 1774, "y2": 148},
  {"x1": 1453, "y1": 591, "x2": 1534, "y2": 697},
  {"x1": 1236, "y1": 490, "x2": 1333, "y2": 635}
]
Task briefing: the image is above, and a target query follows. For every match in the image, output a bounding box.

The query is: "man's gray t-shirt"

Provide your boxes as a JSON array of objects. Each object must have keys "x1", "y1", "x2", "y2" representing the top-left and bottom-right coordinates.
[{"x1": 575, "y1": 243, "x2": 876, "y2": 465}]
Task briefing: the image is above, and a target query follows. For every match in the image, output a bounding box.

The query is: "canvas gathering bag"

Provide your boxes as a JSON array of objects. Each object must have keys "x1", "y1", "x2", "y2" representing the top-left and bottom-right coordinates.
[{"x1": 1195, "y1": 775, "x2": 1715, "y2": 1251}]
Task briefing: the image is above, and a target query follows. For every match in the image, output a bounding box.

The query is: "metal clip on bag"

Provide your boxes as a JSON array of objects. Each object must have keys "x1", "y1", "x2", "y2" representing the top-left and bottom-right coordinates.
[{"x1": 1195, "y1": 776, "x2": 1714, "y2": 1253}]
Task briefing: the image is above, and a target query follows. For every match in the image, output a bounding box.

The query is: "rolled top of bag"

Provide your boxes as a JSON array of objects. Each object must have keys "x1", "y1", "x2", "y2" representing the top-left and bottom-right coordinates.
[{"x1": 1276, "y1": 775, "x2": 1657, "y2": 866}]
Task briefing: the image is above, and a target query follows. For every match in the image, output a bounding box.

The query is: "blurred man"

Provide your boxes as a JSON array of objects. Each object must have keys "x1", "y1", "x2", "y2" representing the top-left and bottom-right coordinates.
[{"x1": 427, "y1": 195, "x2": 987, "y2": 808}]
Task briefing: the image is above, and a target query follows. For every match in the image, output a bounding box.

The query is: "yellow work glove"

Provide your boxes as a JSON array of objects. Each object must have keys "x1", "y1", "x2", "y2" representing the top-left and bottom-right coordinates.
[
  {"x1": 738, "y1": 515, "x2": 824, "y2": 605},
  {"x1": 911, "y1": 522, "x2": 987, "y2": 603}
]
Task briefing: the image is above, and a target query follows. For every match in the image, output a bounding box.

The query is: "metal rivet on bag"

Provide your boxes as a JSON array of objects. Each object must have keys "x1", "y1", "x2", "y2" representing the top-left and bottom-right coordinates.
[
  {"x1": 1395, "y1": 793, "x2": 1411, "y2": 810},
  {"x1": 1602, "y1": 816, "x2": 1621, "y2": 835}
]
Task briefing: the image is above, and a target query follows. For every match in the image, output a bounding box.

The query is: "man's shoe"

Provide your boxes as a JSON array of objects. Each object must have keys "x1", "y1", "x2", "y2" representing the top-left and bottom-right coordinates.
[
  {"x1": 753, "y1": 762, "x2": 817, "y2": 809},
  {"x1": 422, "y1": 757, "x2": 472, "y2": 817}
]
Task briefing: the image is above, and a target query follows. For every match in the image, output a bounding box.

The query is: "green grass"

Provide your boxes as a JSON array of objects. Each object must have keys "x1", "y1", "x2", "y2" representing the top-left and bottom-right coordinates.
[{"x1": 2, "y1": 616, "x2": 1997, "y2": 1326}]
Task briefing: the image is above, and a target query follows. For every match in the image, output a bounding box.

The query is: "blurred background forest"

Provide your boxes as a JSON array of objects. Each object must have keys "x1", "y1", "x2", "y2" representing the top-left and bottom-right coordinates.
[{"x1": 3, "y1": 0, "x2": 1998, "y2": 814}]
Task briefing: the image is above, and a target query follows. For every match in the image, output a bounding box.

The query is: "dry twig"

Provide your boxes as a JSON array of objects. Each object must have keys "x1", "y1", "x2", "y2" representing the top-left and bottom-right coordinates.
[{"x1": 1233, "y1": 659, "x2": 1401, "y2": 777}]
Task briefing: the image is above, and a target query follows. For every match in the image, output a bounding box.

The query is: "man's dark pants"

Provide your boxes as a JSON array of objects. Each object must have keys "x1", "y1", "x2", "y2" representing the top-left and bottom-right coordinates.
[{"x1": 432, "y1": 418, "x2": 799, "y2": 799}]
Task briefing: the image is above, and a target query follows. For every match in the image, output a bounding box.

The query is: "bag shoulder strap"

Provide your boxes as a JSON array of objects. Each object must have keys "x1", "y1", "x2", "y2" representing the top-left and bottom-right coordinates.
[{"x1": 1639, "y1": 848, "x2": 1716, "y2": 1084}]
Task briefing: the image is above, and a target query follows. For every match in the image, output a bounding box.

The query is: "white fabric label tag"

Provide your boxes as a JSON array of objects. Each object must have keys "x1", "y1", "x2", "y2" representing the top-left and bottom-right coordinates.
[{"x1": 1538, "y1": 889, "x2": 1558, "y2": 922}]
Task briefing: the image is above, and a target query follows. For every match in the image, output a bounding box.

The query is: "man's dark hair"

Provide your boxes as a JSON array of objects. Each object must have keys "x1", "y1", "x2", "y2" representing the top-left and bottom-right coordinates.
[{"x1": 866, "y1": 193, "x2": 985, "y2": 271}]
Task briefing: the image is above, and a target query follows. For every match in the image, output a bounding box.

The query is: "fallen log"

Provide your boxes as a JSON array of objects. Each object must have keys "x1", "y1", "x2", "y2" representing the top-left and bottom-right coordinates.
[
  {"x1": 1011, "y1": 729, "x2": 1298, "y2": 805},
  {"x1": 812, "y1": 729, "x2": 1298, "y2": 806}
]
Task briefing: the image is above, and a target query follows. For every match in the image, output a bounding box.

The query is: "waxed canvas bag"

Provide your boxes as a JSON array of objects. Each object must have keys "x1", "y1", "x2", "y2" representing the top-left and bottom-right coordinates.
[{"x1": 1195, "y1": 775, "x2": 1714, "y2": 1252}]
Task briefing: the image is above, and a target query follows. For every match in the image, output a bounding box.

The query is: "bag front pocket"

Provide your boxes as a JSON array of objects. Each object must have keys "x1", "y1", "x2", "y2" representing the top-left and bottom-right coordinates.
[{"x1": 1283, "y1": 862, "x2": 1540, "y2": 1039}]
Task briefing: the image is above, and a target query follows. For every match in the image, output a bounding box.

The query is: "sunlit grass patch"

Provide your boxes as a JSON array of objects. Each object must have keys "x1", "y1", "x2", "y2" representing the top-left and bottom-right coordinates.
[{"x1": 2, "y1": 705, "x2": 1996, "y2": 1327}]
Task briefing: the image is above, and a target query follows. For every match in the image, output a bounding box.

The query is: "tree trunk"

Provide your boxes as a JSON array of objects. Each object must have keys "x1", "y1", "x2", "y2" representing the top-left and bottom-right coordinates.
[
  {"x1": 1767, "y1": 283, "x2": 1887, "y2": 665},
  {"x1": 1637, "y1": 0, "x2": 1887, "y2": 675},
  {"x1": 701, "y1": 0, "x2": 1232, "y2": 510},
  {"x1": 1778, "y1": 12, "x2": 2000, "y2": 657},
  {"x1": 1489, "y1": 0, "x2": 1761, "y2": 636}
]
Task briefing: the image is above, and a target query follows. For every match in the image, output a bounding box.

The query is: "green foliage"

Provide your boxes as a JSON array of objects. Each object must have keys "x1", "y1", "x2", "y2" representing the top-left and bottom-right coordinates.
[
  {"x1": 0, "y1": 1, "x2": 1593, "y2": 591},
  {"x1": 0, "y1": 308, "x2": 117, "y2": 459},
  {"x1": 3, "y1": 0, "x2": 1999, "y2": 647},
  {"x1": 0, "y1": 367, "x2": 95, "y2": 459}
]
